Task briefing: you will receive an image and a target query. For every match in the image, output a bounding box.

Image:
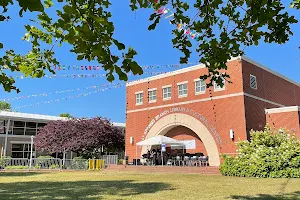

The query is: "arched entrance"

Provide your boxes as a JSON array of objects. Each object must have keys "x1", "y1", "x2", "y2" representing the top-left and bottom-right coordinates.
[{"x1": 142, "y1": 113, "x2": 220, "y2": 166}]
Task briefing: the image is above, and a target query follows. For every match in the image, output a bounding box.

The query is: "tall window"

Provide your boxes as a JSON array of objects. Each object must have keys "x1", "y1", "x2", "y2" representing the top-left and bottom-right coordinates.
[
  {"x1": 195, "y1": 79, "x2": 206, "y2": 94},
  {"x1": 214, "y1": 78, "x2": 226, "y2": 91},
  {"x1": 250, "y1": 74, "x2": 257, "y2": 89},
  {"x1": 135, "y1": 92, "x2": 143, "y2": 105},
  {"x1": 178, "y1": 82, "x2": 188, "y2": 97},
  {"x1": 11, "y1": 143, "x2": 35, "y2": 158},
  {"x1": 148, "y1": 89, "x2": 157, "y2": 103},
  {"x1": 163, "y1": 86, "x2": 172, "y2": 100}
]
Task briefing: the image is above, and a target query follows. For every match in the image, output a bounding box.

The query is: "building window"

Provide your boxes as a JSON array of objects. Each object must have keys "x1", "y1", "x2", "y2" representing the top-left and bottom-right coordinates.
[
  {"x1": 214, "y1": 78, "x2": 225, "y2": 91},
  {"x1": 195, "y1": 79, "x2": 206, "y2": 94},
  {"x1": 135, "y1": 92, "x2": 143, "y2": 105},
  {"x1": 148, "y1": 89, "x2": 157, "y2": 103},
  {"x1": 11, "y1": 143, "x2": 35, "y2": 158},
  {"x1": 177, "y1": 82, "x2": 188, "y2": 97},
  {"x1": 163, "y1": 86, "x2": 172, "y2": 100},
  {"x1": 250, "y1": 74, "x2": 257, "y2": 89}
]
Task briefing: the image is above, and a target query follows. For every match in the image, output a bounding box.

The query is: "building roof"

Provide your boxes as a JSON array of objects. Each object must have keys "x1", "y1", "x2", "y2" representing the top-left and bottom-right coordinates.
[
  {"x1": 0, "y1": 111, "x2": 67, "y2": 122},
  {"x1": 126, "y1": 56, "x2": 300, "y2": 87},
  {"x1": 265, "y1": 106, "x2": 300, "y2": 114},
  {"x1": 0, "y1": 111, "x2": 126, "y2": 127}
]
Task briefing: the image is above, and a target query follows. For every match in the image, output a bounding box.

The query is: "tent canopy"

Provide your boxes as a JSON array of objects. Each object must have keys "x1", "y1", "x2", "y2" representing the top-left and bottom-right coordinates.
[{"x1": 136, "y1": 135, "x2": 184, "y2": 146}]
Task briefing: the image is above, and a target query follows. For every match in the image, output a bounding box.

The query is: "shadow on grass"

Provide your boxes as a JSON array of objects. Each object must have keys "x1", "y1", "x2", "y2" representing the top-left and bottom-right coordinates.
[
  {"x1": 0, "y1": 172, "x2": 46, "y2": 177},
  {"x1": 0, "y1": 180, "x2": 173, "y2": 199},
  {"x1": 230, "y1": 191, "x2": 300, "y2": 200}
]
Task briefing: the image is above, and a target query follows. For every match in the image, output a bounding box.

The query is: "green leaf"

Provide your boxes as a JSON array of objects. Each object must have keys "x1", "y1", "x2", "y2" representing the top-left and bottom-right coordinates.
[
  {"x1": 113, "y1": 39, "x2": 125, "y2": 50},
  {"x1": 0, "y1": 43, "x2": 3, "y2": 49},
  {"x1": 17, "y1": 0, "x2": 44, "y2": 15}
]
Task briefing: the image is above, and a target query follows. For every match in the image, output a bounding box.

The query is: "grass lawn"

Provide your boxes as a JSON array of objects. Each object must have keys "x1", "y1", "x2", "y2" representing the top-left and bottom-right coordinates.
[{"x1": 0, "y1": 171, "x2": 299, "y2": 200}]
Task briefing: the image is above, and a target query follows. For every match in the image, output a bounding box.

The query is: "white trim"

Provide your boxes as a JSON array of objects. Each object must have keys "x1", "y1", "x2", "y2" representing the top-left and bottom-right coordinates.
[
  {"x1": 149, "y1": 100, "x2": 157, "y2": 104},
  {"x1": 250, "y1": 74, "x2": 257, "y2": 89},
  {"x1": 162, "y1": 85, "x2": 172, "y2": 89},
  {"x1": 178, "y1": 94, "x2": 188, "y2": 98},
  {"x1": 10, "y1": 141, "x2": 31, "y2": 144},
  {"x1": 126, "y1": 57, "x2": 241, "y2": 87},
  {"x1": 127, "y1": 92, "x2": 287, "y2": 113},
  {"x1": 194, "y1": 79, "x2": 206, "y2": 94},
  {"x1": 135, "y1": 91, "x2": 143, "y2": 94},
  {"x1": 163, "y1": 97, "x2": 171, "y2": 101},
  {"x1": 243, "y1": 93, "x2": 285, "y2": 107},
  {"x1": 0, "y1": 134, "x2": 32, "y2": 138},
  {"x1": 214, "y1": 82, "x2": 226, "y2": 92},
  {"x1": 148, "y1": 88, "x2": 157, "y2": 91},
  {"x1": 265, "y1": 106, "x2": 300, "y2": 114},
  {"x1": 126, "y1": 56, "x2": 299, "y2": 88},
  {"x1": 241, "y1": 56, "x2": 300, "y2": 87},
  {"x1": 0, "y1": 111, "x2": 66, "y2": 122},
  {"x1": 195, "y1": 91, "x2": 206, "y2": 95},
  {"x1": 177, "y1": 81, "x2": 188, "y2": 85},
  {"x1": 112, "y1": 122, "x2": 126, "y2": 127},
  {"x1": 127, "y1": 92, "x2": 244, "y2": 113},
  {"x1": 194, "y1": 78, "x2": 201, "y2": 82}
]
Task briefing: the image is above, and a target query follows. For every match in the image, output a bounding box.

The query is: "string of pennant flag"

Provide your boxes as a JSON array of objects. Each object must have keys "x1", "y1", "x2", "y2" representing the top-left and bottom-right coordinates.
[
  {"x1": 11, "y1": 71, "x2": 176, "y2": 80},
  {"x1": 1, "y1": 82, "x2": 122, "y2": 102},
  {"x1": 13, "y1": 83, "x2": 124, "y2": 110},
  {"x1": 153, "y1": 1, "x2": 201, "y2": 40}
]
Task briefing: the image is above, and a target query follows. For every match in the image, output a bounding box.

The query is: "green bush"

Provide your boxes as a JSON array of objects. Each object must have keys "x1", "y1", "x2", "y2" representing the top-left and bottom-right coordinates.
[
  {"x1": 50, "y1": 164, "x2": 60, "y2": 169},
  {"x1": 118, "y1": 159, "x2": 123, "y2": 165},
  {"x1": 0, "y1": 156, "x2": 11, "y2": 167},
  {"x1": 5, "y1": 166, "x2": 28, "y2": 170},
  {"x1": 71, "y1": 157, "x2": 88, "y2": 169},
  {"x1": 36, "y1": 156, "x2": 53, "y2": 169},
  {"x1": 220, "y1": 125, "x2": 300, "y2": 178}
]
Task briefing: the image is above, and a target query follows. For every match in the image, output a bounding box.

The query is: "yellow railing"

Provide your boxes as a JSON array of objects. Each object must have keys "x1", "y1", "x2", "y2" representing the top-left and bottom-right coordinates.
[{"x1": 88, "y1": 159, "x2": 105, "y2": 170}]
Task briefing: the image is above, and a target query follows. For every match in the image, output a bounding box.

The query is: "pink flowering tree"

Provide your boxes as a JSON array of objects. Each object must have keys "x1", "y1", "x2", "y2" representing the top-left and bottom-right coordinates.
[{"x1": 35, "y1": 117, "x2": 124, "y2": 158}]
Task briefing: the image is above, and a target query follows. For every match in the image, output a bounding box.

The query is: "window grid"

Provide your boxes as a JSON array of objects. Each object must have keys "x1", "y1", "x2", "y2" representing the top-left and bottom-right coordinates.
[
  {"x1": 148, "y1": 90, "x2": 157, "y2": 102},
  {"x1": 136, "y1": 93, "x2": 143, "y2": 105},
  {"x1": 214, "y1": 78, "x2": 225, "y2": 91},
  {"x1": 195, "y1": 79, "x2": 206, "y2": 94},
  {"x1": 178, "y1": 83, "x2": 188, "y2": 97},
  {"x1": 163, "y1": 87, "x2": 172, "y2": 100},
  {"x1": 250, "y1": 74, "x2": 257, "y2": 89}
]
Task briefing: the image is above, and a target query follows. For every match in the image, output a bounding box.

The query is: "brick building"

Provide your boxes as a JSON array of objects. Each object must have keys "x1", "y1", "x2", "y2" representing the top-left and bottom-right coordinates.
[{"x1": 125, "y1": 56, "x2": 300, "y2": 166}]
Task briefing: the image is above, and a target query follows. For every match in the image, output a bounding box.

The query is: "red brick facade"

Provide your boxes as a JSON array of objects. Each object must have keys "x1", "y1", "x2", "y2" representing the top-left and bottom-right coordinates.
[{"x1": 125, "y1": 57, "x2": 300, "y2": 166}]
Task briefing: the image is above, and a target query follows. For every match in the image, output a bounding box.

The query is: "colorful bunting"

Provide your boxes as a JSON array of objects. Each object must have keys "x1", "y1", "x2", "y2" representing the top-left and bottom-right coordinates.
[
  {"x1": 1, "y1": 83, "x2": 122, "y2": 102},
  {"x1": 13, "y1": 83, "x2": 124, "y2": 110}
]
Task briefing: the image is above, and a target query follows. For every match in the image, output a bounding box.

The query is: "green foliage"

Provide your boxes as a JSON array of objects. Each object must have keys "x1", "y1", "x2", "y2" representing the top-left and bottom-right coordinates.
[
  {"x1": 36, "y1": 155, "x2": 53, "y2": 169},
  {"x1": 0, "y1": 156, "x2": 11, "y2": 167},
  {"x1": 70, "y1": 157, "x2": 88, "y2": 169},
  {"x1": 0, "y1": 0, "x2": 299, "y2": 91},
  {"x1": 59, "y1": 113, "x2": 73, "y2": 118},
  {"x1": 0, "y1": 101, "x2": 11, "y2": 111},
  {"x1": 50, "y1": 164, "x2": 60, "y2": 169},
  {"x1": 5, "y1": 165, "x2": 28, "y2": 170},
  {"x1": 220, "y1": 126, "x2": 300, "y2": 178},
  {"x1": 118, "y1": 159, "x2": 123, "y2": 165}
]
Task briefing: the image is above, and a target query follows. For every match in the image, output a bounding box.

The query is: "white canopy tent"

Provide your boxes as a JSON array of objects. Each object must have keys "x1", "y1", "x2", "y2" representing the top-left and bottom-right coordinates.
[{"x1": 135, "y1": 135, "x2": 184, "y2": 166}]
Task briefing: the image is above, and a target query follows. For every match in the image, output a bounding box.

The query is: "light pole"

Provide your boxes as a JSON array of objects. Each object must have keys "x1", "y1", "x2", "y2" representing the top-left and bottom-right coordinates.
[
  {"x1": 3, "y1": 118, "x2": 11, "y2": 157},
  {"x1": 29, "y1": 135, "x2": 34, "y2": 169}
]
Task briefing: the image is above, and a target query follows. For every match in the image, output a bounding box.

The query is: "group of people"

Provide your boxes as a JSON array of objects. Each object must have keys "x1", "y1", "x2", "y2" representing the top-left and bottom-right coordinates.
[{"x1": 142, "y1": 149, "x2": 168, "y2": 165}]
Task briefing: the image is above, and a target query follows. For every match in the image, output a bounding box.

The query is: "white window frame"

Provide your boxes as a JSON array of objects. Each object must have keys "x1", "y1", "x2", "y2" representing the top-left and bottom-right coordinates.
[
  {"x1": 177, "y1": 81, "x2": 188, "y2": 98},
  {"x1": 194, "y1": 79, "x2": 206, "y2": 95},
  {"x1": 148, "y1": 88, "x2": 157, "y2": 103},
  {"x1": 214, "y1": 78, "x2": 226, "y2": 92},
  {"x1": 135, "y1": 91, "x2": 143, "y2": 105},
  {"x1": 250, "y1": 74, "x2": 257, "y2": 89},
  {"x1": 162, "y1": 85, "x2": 172, "y2": 101}
]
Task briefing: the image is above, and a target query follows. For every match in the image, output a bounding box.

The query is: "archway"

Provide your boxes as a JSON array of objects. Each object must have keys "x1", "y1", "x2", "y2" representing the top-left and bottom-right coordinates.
[{"x1": 142, "y1": 113, "x2": 220, "y2": 166}]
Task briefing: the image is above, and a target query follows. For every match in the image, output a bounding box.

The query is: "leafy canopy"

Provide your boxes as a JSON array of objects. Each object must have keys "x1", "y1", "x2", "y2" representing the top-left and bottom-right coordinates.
[
  {"x1": 35, "y1": 117, "x2": 124, "y2": 158},
  {"x1": 0, "y1": 0, "x2": 298, "y2": 92},
  {"x1": 0, "y1": 101, "x2": 11, "y2": 111},
  {"x1": 220, "y1": 125, "x2": 300, "y2": 178}
]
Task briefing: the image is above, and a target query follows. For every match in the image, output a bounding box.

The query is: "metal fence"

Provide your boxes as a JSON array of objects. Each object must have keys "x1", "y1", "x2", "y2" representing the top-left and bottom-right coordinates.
[
  {"x1": 0, "y1": 158, "x2": 88, "y2": 170},
  {"x1": 100, "y1": 155, "x2": 118, "y2": 165}
]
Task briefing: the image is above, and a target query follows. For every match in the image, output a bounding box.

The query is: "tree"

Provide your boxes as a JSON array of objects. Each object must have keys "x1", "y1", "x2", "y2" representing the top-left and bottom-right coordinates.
[
  {"x1": 0, "y1": 102, "x2": 11, "y2": 111},
  {"x1": 35, "y1": 117, "x2": 124, "y2": 158},
  {"x1": 0, "y1": 0, "x2": 298, "y2": 92},
  {"x1": 59, "y1": 113, "x2": 74, "y2": 119},
  {"x1": 220, "y1": 125, "x2": 300, "y2": 178}
]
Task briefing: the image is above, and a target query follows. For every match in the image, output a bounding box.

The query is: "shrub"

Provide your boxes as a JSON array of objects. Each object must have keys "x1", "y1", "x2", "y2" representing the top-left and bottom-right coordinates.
[
  {"x1": 70, "y1": 157, "x2": 88, "y2": 169},
  {"x1": 0, "y1": 156, "x2": 11, "y2": 167},
  {"x1": 118, "y1": 159, "x2": 123, "y2": 165},
  {"x1": 36, "y1": 156, "x2": 53, "y2": 169},
  {"x1": 5, "y1": 166, "x2": 28, "y2": 170},
  {"x1": 50, "y1": 164, "x2": 60, "y2": 169},
  {"x1": 220, "y1": 125, "x2": 300, "y2": 178}
]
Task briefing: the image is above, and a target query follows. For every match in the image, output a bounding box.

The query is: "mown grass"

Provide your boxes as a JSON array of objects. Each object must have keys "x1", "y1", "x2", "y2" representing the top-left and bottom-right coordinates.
[{"x1": 0, "y1": 171, "x2": 299, "y2": 199}]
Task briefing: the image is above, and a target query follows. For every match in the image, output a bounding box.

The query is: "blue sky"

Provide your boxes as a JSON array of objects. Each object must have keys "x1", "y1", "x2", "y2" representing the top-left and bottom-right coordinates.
[{"x1": 0, "y1": 1, "x2": 299, "y2": 123}]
